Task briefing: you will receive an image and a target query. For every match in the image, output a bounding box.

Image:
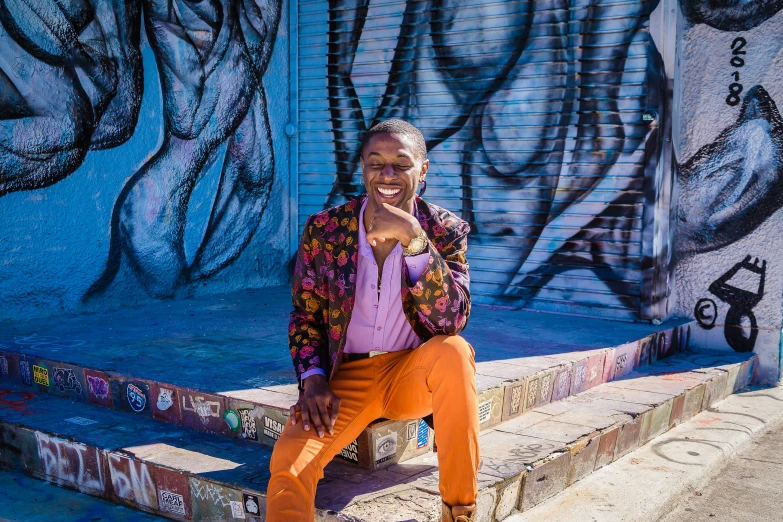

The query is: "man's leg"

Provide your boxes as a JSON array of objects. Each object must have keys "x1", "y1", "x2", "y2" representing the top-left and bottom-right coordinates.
[
  {"x1": 380, "y1": 335, "x2": 480, "y2": 509},
  {"x1": 266, "y1": 358, "x2": 382, "y2": 522}
]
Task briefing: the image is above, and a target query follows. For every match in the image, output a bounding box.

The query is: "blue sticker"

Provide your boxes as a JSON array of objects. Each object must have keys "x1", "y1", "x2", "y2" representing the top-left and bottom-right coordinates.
[
  {"x1": 417, "y1": 419, "x2": 428, "y2": 449},
  {"x1": 126, "y1": 383, "x2": 147, "y2": 412},
  {"x1": 19, "y1": 360, "x2": 32, "y2": 387}
]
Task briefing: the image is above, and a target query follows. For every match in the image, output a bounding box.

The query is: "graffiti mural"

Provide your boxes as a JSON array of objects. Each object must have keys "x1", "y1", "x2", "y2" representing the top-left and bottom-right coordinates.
[
  {"x1": 300, "y1": 0, "x2": 671, "y2": 319},
  {"x1": 0, "y1": 0, "x2": 289, "y2": 319},
  {"x1": 675, "y1": 2, "x2": 783, "y2": 382}
]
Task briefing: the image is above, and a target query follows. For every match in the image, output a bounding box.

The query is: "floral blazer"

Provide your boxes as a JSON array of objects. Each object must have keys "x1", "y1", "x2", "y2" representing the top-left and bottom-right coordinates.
[{"x1": 289, "y1": 195, "x2": 471, "y2": 386}]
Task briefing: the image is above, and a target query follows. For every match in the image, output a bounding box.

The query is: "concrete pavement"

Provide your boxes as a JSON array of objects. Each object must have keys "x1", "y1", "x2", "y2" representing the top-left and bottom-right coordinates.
[
  {"x1": 662, "y1": 412, "x2": 783, "y2": 522},
  {"x1": 508, "y1": 385, "x2": 783, "y2": 522}
]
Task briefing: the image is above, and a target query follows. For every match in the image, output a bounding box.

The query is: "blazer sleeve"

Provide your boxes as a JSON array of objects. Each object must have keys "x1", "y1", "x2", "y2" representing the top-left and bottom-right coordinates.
[
  {"x1": 402, "y1": 219, "x2": 471, "y2": 336},
  {"x1": 289, "y1": 215, "x2": 330, "y2": 385}
]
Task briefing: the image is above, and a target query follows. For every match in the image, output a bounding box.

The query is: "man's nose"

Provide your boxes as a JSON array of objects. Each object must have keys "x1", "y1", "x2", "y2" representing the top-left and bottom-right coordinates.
[{"x1": 380, "y1": 164, "x2": 396, "y2": 181}]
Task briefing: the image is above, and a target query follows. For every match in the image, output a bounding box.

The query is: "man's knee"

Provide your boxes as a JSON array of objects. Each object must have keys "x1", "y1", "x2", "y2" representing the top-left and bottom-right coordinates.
[{"x1": 430, "y1": 335, "x2": 474, "y2": 367}]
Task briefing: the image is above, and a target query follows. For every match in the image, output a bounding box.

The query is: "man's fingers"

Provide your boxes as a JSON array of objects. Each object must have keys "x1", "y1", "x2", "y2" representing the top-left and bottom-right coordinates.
[
  {"x1": 330, "y1": 396, "x2": 341, "y2": 429},
  {"x1": 310, "y1": 402, "x2": 325, "y2": 438},
  {"x1": 289, "y1": 404, "x2": 298, "y2": 425},
  {"x1": 315, "y1": 400, "x2": 333, "y2": 436},
  {"x1": 300, "y1": 404, "x2": 311, "y2": 431}
]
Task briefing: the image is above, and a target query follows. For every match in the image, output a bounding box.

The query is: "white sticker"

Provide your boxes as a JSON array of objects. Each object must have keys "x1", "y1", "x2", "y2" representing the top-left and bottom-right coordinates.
[
  {"x1": 65, "y1": 416, "x2": 98, "y2": 426},
  {"x1": 157, "y1": 388, "x2": 174, "y2": 411},
  {"x1": 375, "y1": 433, "x2": 398, "y2": 464},
  {"x1": 159, "y1": 490, "x2": 186, "y2": 516},
  {"x1": 230, "y1": 500, "x2": 246, "y2": 519},
  {"x1": 478, "y1": 399, "x2": 493, "y2": 424},
  {"x1": 406, "y1": 421, "x2": 417, "y2": 440}
]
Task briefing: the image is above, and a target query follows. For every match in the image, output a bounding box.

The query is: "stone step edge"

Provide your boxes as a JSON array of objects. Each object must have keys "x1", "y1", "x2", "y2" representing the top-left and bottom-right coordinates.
[
  {"x1": 324, "y1": 354, "x2": 757, "y2": 522},
  {"x1": 0, "y1": 321, "x2": 695, "y2": 472},
  {"x1": 0, "y1": 355, "x2": 753, "y2": 522}
]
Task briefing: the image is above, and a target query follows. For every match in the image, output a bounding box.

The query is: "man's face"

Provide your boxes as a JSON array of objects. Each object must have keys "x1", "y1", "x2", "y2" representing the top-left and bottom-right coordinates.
[{"x1": 360, "y1": 133, "x2": 428, "y2": 212}]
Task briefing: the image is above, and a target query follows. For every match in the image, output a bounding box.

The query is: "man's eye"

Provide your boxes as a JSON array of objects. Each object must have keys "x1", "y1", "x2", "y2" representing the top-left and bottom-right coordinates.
[
  {"x1": 370, "y1": 164, "x2": 383, "y2": 169},
  {"x1": 396, "y1": 165, "x2": 411, "y2": 170}
]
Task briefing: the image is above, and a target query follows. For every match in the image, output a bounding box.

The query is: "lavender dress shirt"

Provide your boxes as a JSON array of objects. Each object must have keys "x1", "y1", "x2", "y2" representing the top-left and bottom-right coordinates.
[{"x1": 300, "y1": 198, "x2": 429, "y2": 382}]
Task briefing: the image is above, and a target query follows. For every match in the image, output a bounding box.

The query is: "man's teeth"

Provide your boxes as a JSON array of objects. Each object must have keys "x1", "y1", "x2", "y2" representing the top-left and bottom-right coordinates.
[{"x1": 378, "y1": 187, "x2": 401, "y2": 196}]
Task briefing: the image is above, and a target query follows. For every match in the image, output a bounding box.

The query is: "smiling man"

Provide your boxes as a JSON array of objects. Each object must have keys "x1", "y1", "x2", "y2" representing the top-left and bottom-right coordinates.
[{"x1": 266, "y1": 120, "x2": 479, "y2": 522}]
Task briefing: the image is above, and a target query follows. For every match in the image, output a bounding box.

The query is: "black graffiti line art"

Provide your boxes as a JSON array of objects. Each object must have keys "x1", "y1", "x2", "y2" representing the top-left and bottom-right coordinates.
[
  {"x1": 0, "y1": 0, "x2": 143, "y2": 196},
  {"x1": 323, "y1": 0, "x2": 665, "y2": 315},
  {"x1": 694, "y1": 298, "x2": 718, "y2": 329},
  {"x1": 678, "y1": 86, "x2": 783, "y2": 257},
  {"x1": 681, "y1": 0, "x2": 783, "y2": 31},
  {"x1": 708, "y1": 255, "x2": 766, "y2": 353},
  {"x1": 77, "y1": 0, "x2": 282, "y2": 299}
]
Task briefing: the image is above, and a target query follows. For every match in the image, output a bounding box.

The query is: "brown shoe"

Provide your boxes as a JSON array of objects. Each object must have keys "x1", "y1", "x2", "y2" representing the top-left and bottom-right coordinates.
[{"x1": 441, "y1": 501, "x2": 475, "y2": 522}]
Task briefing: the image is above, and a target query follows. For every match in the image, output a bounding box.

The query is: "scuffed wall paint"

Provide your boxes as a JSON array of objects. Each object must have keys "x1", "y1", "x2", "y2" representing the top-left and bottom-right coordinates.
[
  {"x1": 0, "y1": 0, "x2": 290, "y2": 321},
  {"x1": 299, "y1": 0, "x2": 673, "y2": 320},
  {"x1": 675, "y1": 1, "x2": 783, "y2": 383}
]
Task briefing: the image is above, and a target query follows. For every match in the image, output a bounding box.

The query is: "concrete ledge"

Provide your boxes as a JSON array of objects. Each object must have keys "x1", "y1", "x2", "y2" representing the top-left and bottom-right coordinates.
[
  {"x1": 0, "y1": 309, "x2": 698, "y2": 470},
  {"x1": 506, "y1": 384, "x2": 783, "y2": 522},
  {"x1": 0, "y1": 351, "x2": 755, "y2": 521}
]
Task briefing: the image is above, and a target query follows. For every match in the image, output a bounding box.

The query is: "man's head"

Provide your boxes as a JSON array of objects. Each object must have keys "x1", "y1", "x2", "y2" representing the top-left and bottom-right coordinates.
[{"x1": 360, "y1": 119, "x2": 429, "y2": 213}]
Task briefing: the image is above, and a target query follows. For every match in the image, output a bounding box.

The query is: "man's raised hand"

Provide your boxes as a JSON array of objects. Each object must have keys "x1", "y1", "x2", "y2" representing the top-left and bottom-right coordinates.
[
  {"x1": 290, "y1": 374, "x2": 341, "y2": 438},
  {"x1": 365, "y1": 201, "x2": 421, "y2": 248}
]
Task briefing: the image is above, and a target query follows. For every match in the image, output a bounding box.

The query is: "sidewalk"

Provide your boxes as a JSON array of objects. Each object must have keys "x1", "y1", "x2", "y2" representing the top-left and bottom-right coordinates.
[
  {"x1": 662, "y1": 410, "x2": 783, "y2": 522},
  {"x1": 508, "y1": 385, "x2": 783, "y2": 522}
]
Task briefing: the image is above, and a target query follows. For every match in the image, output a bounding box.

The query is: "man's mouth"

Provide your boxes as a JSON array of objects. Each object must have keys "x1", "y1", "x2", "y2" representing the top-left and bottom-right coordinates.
[{"x1": 376, "y1": 186, "x2": 402, "y2": 199}]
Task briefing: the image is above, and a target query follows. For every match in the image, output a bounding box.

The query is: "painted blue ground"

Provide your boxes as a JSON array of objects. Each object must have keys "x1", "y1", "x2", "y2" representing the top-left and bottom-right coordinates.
[
  {"x1": 0, "y1": 467, "x2": 166, "y2": 521},
  {"x1": 0, "y1": 286, "x2": 684, "y2": 393}
]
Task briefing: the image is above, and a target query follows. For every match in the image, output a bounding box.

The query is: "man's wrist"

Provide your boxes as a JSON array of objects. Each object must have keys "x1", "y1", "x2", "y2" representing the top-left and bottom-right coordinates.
[
  {"x1": 400, "y1": 219, "x2": 423, "y2": 248},
  {"x1": 303, "y1": 373, "x2": 327, "y2": 390}
]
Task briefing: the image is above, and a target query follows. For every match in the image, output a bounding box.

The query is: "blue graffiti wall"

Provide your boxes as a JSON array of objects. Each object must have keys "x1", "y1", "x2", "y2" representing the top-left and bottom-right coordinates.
[
  {"x1": 0, "y1": 0, "x2": 290, "y2": 322},
  {"x1": 297, "y1": 0, "x2": 672, "y2": 321}
]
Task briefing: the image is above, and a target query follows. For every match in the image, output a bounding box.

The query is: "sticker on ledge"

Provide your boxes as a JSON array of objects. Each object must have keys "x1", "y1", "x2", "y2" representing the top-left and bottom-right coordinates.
[
  {"x1": 127, "y1": 383, "x2": 147, "y2": 412},
  {"x1": 337, "y1": 438, "x2": 359, "y2": 464},
  {"x1": 53, "y1": 367, "x2": 82, "y2": 394},
  {"x1": 65, "y1": 416, "x2": 97, "y2": 426},
  {"x1": 375, "y1": 433, "x2": 398, "y2": 464},
  {"x1": 238, "y1": 408, "x2": 258, "y2": 441},
  {"x1": 417, "y1": 419, "x2": 429, "y2": 449},
  {"x1": 263, "y1": 416, "x2": 283, "y2": 441},
  {"x1": 87, "y1": 375, "x2": 110, "y2": 399},
  {"x1": 33, "y1": 365, "x2": 49, "y2": 386},
  {"x1": 406, "y1": 421, "x2": 417, "y2": 441},
  {"x1": 243, "y1": 493, "x2": 261, "y2": 516},
  {"x1": 157, "y1": 388, "x2": 174, "y2": 411},
  {"x1": 19, "y1": 361, "x2": 32, "y2": 386},
  {"x1": 478, "y1": 399, "x2": 492, "y2": 425},
  {"x1": 230, "y1": 500, "x2": 245, "y2": 519},
  {"x1": 159, "y1": 490, "x2": 186, "y2": 516},
  {"x1": 224, "y1": 410, "x2": 241, "y2": 432}
]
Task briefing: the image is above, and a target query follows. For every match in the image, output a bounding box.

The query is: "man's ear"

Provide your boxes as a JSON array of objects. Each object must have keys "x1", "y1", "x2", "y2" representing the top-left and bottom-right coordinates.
[{"x1": 419, "y1": 159, "x2": 430, "y2": 181}]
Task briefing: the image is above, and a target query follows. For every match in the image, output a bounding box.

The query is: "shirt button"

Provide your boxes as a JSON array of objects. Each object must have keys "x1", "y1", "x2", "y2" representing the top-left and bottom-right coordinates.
[
  {"x1": 375, "y1": 346, "x2": 380, "y2": 350},
  {"x1": 377, "y1": 326, "x2": 382, "y2": 331},
  {"x1": 411, "y1": 265, "x2": 416, "y2": 269},
  {"x1": 373, "y1": 305, "x2": 378, "y2": 309},
  {"x1": 370, "y1": 284, "x2": 375, "y2": 289}
]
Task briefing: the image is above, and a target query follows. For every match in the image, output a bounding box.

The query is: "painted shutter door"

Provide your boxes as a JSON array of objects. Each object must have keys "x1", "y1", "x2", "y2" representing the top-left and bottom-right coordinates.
[{"x1": 297, "y1": 0, "x2": 663, "y2": 320}]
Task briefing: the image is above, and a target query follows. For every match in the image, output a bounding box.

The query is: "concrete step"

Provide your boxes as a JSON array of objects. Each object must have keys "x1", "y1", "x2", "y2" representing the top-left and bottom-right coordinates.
[
  {"x1": 0, "y1": 287, "x2": 697, "y2": 470},
  {"x1": 0, "y1": 465, "x2": 167, "y2": 521},
  {"x1": 0, "y1": 350, "x2": 755, "y2": 521}
]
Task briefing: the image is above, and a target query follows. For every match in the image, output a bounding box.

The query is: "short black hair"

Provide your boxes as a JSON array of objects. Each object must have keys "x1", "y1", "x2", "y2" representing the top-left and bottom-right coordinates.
[{"x1": 361, "y1": 119, "x2": 427, "y2": 161}]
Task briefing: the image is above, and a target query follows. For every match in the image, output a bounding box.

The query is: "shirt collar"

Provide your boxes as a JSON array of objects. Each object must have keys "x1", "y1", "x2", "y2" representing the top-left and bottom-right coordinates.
[{"x1": 358, "y1": 197, "x2": 404, "y2": 259}]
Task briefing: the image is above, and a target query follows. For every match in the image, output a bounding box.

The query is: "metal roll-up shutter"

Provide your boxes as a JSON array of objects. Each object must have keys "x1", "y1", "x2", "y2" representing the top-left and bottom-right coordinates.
[{"x1": 298, "y1": 0, "x2": 662, "y2": 321}]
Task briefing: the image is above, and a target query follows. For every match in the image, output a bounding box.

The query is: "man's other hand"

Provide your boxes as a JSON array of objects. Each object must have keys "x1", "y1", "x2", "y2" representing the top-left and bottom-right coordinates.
[{"x1": 290, "y1": 374, "x2": 341, "y2": 438}]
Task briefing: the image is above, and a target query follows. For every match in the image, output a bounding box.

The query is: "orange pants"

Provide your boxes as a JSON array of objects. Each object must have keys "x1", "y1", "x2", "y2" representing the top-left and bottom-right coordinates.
[{"x1": 266, "y1": 335, "x2": 480, "y2": 522}]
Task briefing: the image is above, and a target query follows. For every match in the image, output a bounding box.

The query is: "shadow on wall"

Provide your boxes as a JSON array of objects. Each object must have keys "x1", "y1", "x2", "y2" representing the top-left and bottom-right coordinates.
[{"x1": 0, "y1": 0, "x2": 282, "y2": 299}]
